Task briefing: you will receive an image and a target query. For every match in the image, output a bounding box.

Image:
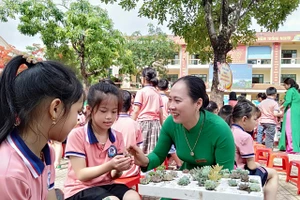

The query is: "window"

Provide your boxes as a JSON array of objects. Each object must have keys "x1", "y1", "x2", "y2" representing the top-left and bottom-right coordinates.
[
  {"x1": 190, "y1": 54, "x2": 200, "y2": 65},
  {"x1": 281, "y1": 50, "x2": 297, "y2": 64},
  {"x1": 171, "y1": 53, "x2": 180, "y2": 65},
  {"x1": 252, "y1": 74, "x2": 264, "y2": 83},
  {"x1": 167, "y1": 74, "x2": 178, "y2": 83},
  {"x1": 281, "y1": 74, "x2": 296, "y2": 83},
  {"x1": 191, "y1": 74, "x2": 207, "y2": 82}
]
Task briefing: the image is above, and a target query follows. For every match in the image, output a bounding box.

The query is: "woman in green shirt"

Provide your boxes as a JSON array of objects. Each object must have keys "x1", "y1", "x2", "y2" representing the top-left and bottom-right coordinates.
[
  {"x1": 129, "y1": 75, "x2": 235, "y2": 172},
  {"x1": 279, "y1": 78, "x2": 300, "y2": 153}
]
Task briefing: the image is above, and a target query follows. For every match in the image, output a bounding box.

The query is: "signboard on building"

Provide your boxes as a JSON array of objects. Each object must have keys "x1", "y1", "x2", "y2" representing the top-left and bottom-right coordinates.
[
  {"x1": 209, "y1": 64, "x2": 252, "y2": 90},
  {"x1": 227, "y1": 45, "x2": 247, "y2": 64},
  {"x1": 256, "y1": 32, "x2": 300, "y2": 42}
]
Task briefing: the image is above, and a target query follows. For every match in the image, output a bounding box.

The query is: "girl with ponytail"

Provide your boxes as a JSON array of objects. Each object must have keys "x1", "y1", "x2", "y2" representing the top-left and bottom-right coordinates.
[
  {"x1": 131, "y1": 67, "x2": 163, "y2": 154},
  {"x1": 0, "y1": 55, "x2": 83, "y2": 199}
]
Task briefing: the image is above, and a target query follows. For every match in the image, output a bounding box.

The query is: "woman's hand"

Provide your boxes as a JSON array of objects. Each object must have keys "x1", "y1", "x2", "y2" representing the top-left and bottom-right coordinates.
[
  {"x1": 128, "y1": 145, "x2": 149, "y2": 167},
  {"x1": 109, "y1": 155, "x2": 132, "y2": 172}
]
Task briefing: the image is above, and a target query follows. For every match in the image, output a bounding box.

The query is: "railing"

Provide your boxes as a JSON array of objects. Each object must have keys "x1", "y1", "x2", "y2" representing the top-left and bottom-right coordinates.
[
  {"x1": 188, "y1": 59, "x2": 209, "y2": 65},
  {"x1": 281, "y1": 58, "x2": 300, "y2": 64},
  {"x1": 169, "y1": 59, "x2": 180, "y2": 65},
  {"x1": 247, "y1": 59, "x2": 271, "y2": 65}
]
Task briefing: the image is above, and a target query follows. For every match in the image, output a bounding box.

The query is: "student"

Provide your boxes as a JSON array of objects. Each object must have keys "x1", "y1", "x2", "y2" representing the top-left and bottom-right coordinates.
[
  {"x1": 257, "y1": 87, "x2": 282, "y2": 149},
  {"x1": 64, "y1": 82, "x2": 140, "y2": 200},
  {"x1": 0, "y1": 55, "x2": 84, "y2": 199},
  {"x1": 227, "y1": 99, "x2": 278, "y2": 200},
  {"x1": 218, "y1": 105, "x2": 233, "y2": 121},
  {"x1": 112, "y1": 90, "x2": 143, "y2": 178},
  {"x1": 205, "y1": 101, "x2": 219, "y2": 114},
  {"x1": 228, "y1": 91, "x2": 238, "y2": 107},
  {"x1": 132, "y1": 67, "x2": 163, "y2": 154},
  {"x1": 157, "y1": 78, "x2": 182, "y2": 169}
]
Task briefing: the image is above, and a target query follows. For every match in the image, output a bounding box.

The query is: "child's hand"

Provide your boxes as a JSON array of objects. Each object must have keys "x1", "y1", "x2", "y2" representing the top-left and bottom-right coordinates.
[{"x1": 110, "y1": 155, "x2": 132, "y2": 172}]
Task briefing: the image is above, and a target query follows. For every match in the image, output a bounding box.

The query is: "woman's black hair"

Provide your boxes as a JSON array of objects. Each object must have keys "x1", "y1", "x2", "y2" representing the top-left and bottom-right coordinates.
[
  {"x1": 0, "y1": 55, "x2": 83, "y2": 144},
  {"x1": 257, "y1": 93, "x2": 267, "y2": 100},
  {"x1": 99, "y1": 78, "x2": 116, "y2": 86},
  {"x1": 87, "y1": 82, "x2": 122, "y2": 119},
  {"x1": 142, "y1": 67, "x2": 158, "y2": 87},
  {"x1": 284, "y1": 78, "x2": 299, "y2": 92},
  {"x1": 225, "y1": 99, "x2": 257, "y2": 126},
  {"x1": 206, "y1": 101, "x2": 218, "y2": 113},
  {"x1": 120, "y1": 90, "x2": 132, "y2": 112},
  {"x1": 173, "y1": 75, "x2": 209, "y2": 110},
  {"x1": 157, "y1": 78, "x2": 169, "y2": 91}
]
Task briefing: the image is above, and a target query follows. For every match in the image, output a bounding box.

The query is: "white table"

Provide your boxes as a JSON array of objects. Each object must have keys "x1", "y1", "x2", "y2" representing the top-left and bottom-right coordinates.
[{"x1": 139, "y1": 172, "x2": 264, "y2": 200}]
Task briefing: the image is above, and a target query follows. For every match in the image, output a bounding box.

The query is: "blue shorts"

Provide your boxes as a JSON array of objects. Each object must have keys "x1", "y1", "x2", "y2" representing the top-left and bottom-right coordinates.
[{"x1": 245, "y1": 165, "x2": 268, "y2": 186}]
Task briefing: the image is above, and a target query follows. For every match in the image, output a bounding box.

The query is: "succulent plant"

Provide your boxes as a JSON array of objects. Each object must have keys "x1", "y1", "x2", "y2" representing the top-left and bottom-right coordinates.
[
  {"x1": 240, "y1": 173, "x2": 249, "y2": 182},
  {"x1": 204, "y1": 180, "x2": 218, "y2": 190},
  {"x1": 208, "y1": 171, "x2": 222, "y2": 181},
  {"x1": 220, "y1": 169, "x2": 230, "y2": 175},
  {"x1": 148, "y1": 171, "x2": 156, "y2": 176},
  {"x1": 182, "y1": 169, "x2": 190, "y2": 174},
  {"x1": 197, "y1": 178, "x2": 206, "y2": 187},
  {"x1": 211, "y1": 164, "x2": 223, "y2": 173},
  {"x1": 169, "y1": 170, "x2": 178, "y2": 178},
  {"x1": 201, "y1": 166, "x2": 212, "y2": 177},
  {"x1": 228, "y1": 179, "x2": 238, "y2": 187},
  {"x1": 249, "y1": 179, "x2": 259, "y2": 184},
  {"x1": 140, "y1": 176, "x2": 151, "y2": 185},
  {"x1": 177, "y1": 175, "x2": 191, "y2": 186},
  {"x1": 249, "y1": 183, "x2": 261, "y2": 192},
  {"x1": 150, "y1": 173, "x2": 163, "y2": 183},
  {"x1": 230, "y1": 170, "x2": 241, "y2": 179},
  {"x1": 162, "y1": 173, "x2": 174, "y2": 181},
  {"x1": 156, "y1": 165, "x2": 166, "y2": 172},
  {"x1": 222, "y1": 173, "x2": 230, "y2": 178},
  {"x1": 238, "y1": 183, "x2": 250, "y2": 191},
  {"x1": 190, "y1": 167, "x2": 203, "y2": 181}
]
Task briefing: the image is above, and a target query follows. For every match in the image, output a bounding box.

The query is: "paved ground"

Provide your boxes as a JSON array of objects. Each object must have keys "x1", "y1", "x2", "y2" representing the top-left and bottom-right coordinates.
[{"x1": 55, "y1": 154, "x2": 300, "y2": 200}]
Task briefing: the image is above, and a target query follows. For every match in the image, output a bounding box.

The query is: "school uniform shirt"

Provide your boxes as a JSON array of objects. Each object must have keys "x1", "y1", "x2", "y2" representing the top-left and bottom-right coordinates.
[
  {"x1": 112, "y1": 114, "x2": 143, "y2": 177},
  {"x1": 0, "y1": 129, "x2": 55, "y2": 200},
  {"x1": 160, "y1": 94, "x2": 169, "y2": 122},
  {"x1": 258, "y1": 98, "x2": 280, "y2": 124},
  {"x1": 231, "y1": 124, "x2": 255, "y2": 168},
  {"x1": 134, "y1": 86, "x2": 163, "y2": 121},
  {"x1": 64, "y1": 122, "x2": 125, "y2": 199}
]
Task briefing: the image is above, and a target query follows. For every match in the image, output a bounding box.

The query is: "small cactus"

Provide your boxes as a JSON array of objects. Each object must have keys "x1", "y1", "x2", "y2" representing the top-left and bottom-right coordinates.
[
  {"x1": 238, "y1": 182, "x2": 249, "y2": 191},
  {"x1": 204, "y1": 180, "x2": 218, "y2": 190},
  {"x1": 222, "y1": 173, "x2": 230, "y2": 178},
  {"x1": 228, "y1": 179, "x2": 238, "y2": 187},
  {"x1": 250, "y1": 183, "x2": 261, "y2": 192},
  {"x1": 197, "y1": 178, "x2": 206, "y2": 187},
  {"x1": 249, "y1": 179, "x2": 259, "y2": 184},
  {"x1": 220, "y1": 169, "x2": 230, "y2": 175},
  {"x1": 230, "y1": 170, "x2": 241, "y2": 179},
  {"x1": 150, "y1": 173, "x2": 163, "y2": 183},
  {"x1": 169, "y1": 170, "x2": 178, "y2": 178},
  {"x1": 156, "y1": 165, "x2": 166, "y2": 172},
  {"x1": 148, "y1": 171, "x2": 155, "y2": 176},
  {"x1": 182, "y1": 169, "x2": 190, "y2": 174},
  {"x1": 162, "y1": 173, "x2": 173, "y2": 181},
  {"x1": 177, "y1": 175, "x2": 190, "y2": 186},
  {"x1": 140, "y1": 176, "x2": 151, "y2": 185},
  {"x1": 201, "y1": 166, "x2": 212, "y2": 177}
]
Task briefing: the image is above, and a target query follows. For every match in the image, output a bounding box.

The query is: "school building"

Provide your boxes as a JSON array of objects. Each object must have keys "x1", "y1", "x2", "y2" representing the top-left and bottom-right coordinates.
[{"x1": 162, "y1": 31, "x2": 300, "y2": 100}]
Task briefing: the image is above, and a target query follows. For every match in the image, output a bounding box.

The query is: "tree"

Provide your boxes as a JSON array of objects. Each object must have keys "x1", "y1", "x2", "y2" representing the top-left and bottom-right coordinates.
[
  {"x1": 0, "y1": 0, "x2": 135, "y2": 86},
  {"x1": 102, "y1": 0, "x2": 300, "y2": 105},
  {"x1": 126, "y1": 24, "x2": 178, "y2": 77}
]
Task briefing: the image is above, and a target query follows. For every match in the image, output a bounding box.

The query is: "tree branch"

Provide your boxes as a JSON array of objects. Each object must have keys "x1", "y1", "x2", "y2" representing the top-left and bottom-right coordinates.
[{"x1": 203, "y1": 0, "x2": 217, "y2": 47}]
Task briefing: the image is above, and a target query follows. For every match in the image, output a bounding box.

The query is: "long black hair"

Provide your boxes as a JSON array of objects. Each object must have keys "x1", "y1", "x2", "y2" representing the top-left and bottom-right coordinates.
[
  {"x1": 284, "y1": 78, "x2": 300, "y2": 93},
  {"x1": 0, "y1": 55, "x2": 83, "y2": 144}
]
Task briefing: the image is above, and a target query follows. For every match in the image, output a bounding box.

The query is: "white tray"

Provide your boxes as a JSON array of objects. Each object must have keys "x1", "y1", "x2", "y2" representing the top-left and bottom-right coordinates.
[{"x1": 138, "y1": 171, "x2": 264, "y2": 200}]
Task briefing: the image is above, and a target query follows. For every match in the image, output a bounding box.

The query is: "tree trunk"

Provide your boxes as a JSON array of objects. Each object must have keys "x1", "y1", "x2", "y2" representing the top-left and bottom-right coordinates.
[{"x1": 210, "y1": 51, "x2": 226, "y2": 108}]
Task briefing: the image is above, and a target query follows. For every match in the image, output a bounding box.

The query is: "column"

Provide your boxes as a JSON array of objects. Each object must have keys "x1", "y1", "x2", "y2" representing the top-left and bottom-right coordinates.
[
  {"x1": 272, "y1": 42, "x2": 281, "y2": 84},
  {"x1": 180, "y1": 44, "x2": 187, "y2": 77}
]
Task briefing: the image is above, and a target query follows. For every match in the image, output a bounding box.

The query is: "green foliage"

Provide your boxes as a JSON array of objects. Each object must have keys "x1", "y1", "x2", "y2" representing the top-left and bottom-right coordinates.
[
  {"x1": 125, "y1": 23, "x2": 178, "y2": 76},
  {"x1": 1, "y1": 0, "x2": 135, "y2": 86}
]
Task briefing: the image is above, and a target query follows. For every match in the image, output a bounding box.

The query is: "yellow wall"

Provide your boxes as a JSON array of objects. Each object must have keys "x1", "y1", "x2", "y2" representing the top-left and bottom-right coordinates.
[
  {"x1": 187, "y1": 68, "x2": 209, "y2": 76},
  {"x1": 281, "y1": 69, "x2": 300, "y2": 82},
  {"x1": 252, "y1": 69, "x2": 271, "y2": 83},
  {"x1": 167, "y1": 68, "x2": 180, "y2": 77}
]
